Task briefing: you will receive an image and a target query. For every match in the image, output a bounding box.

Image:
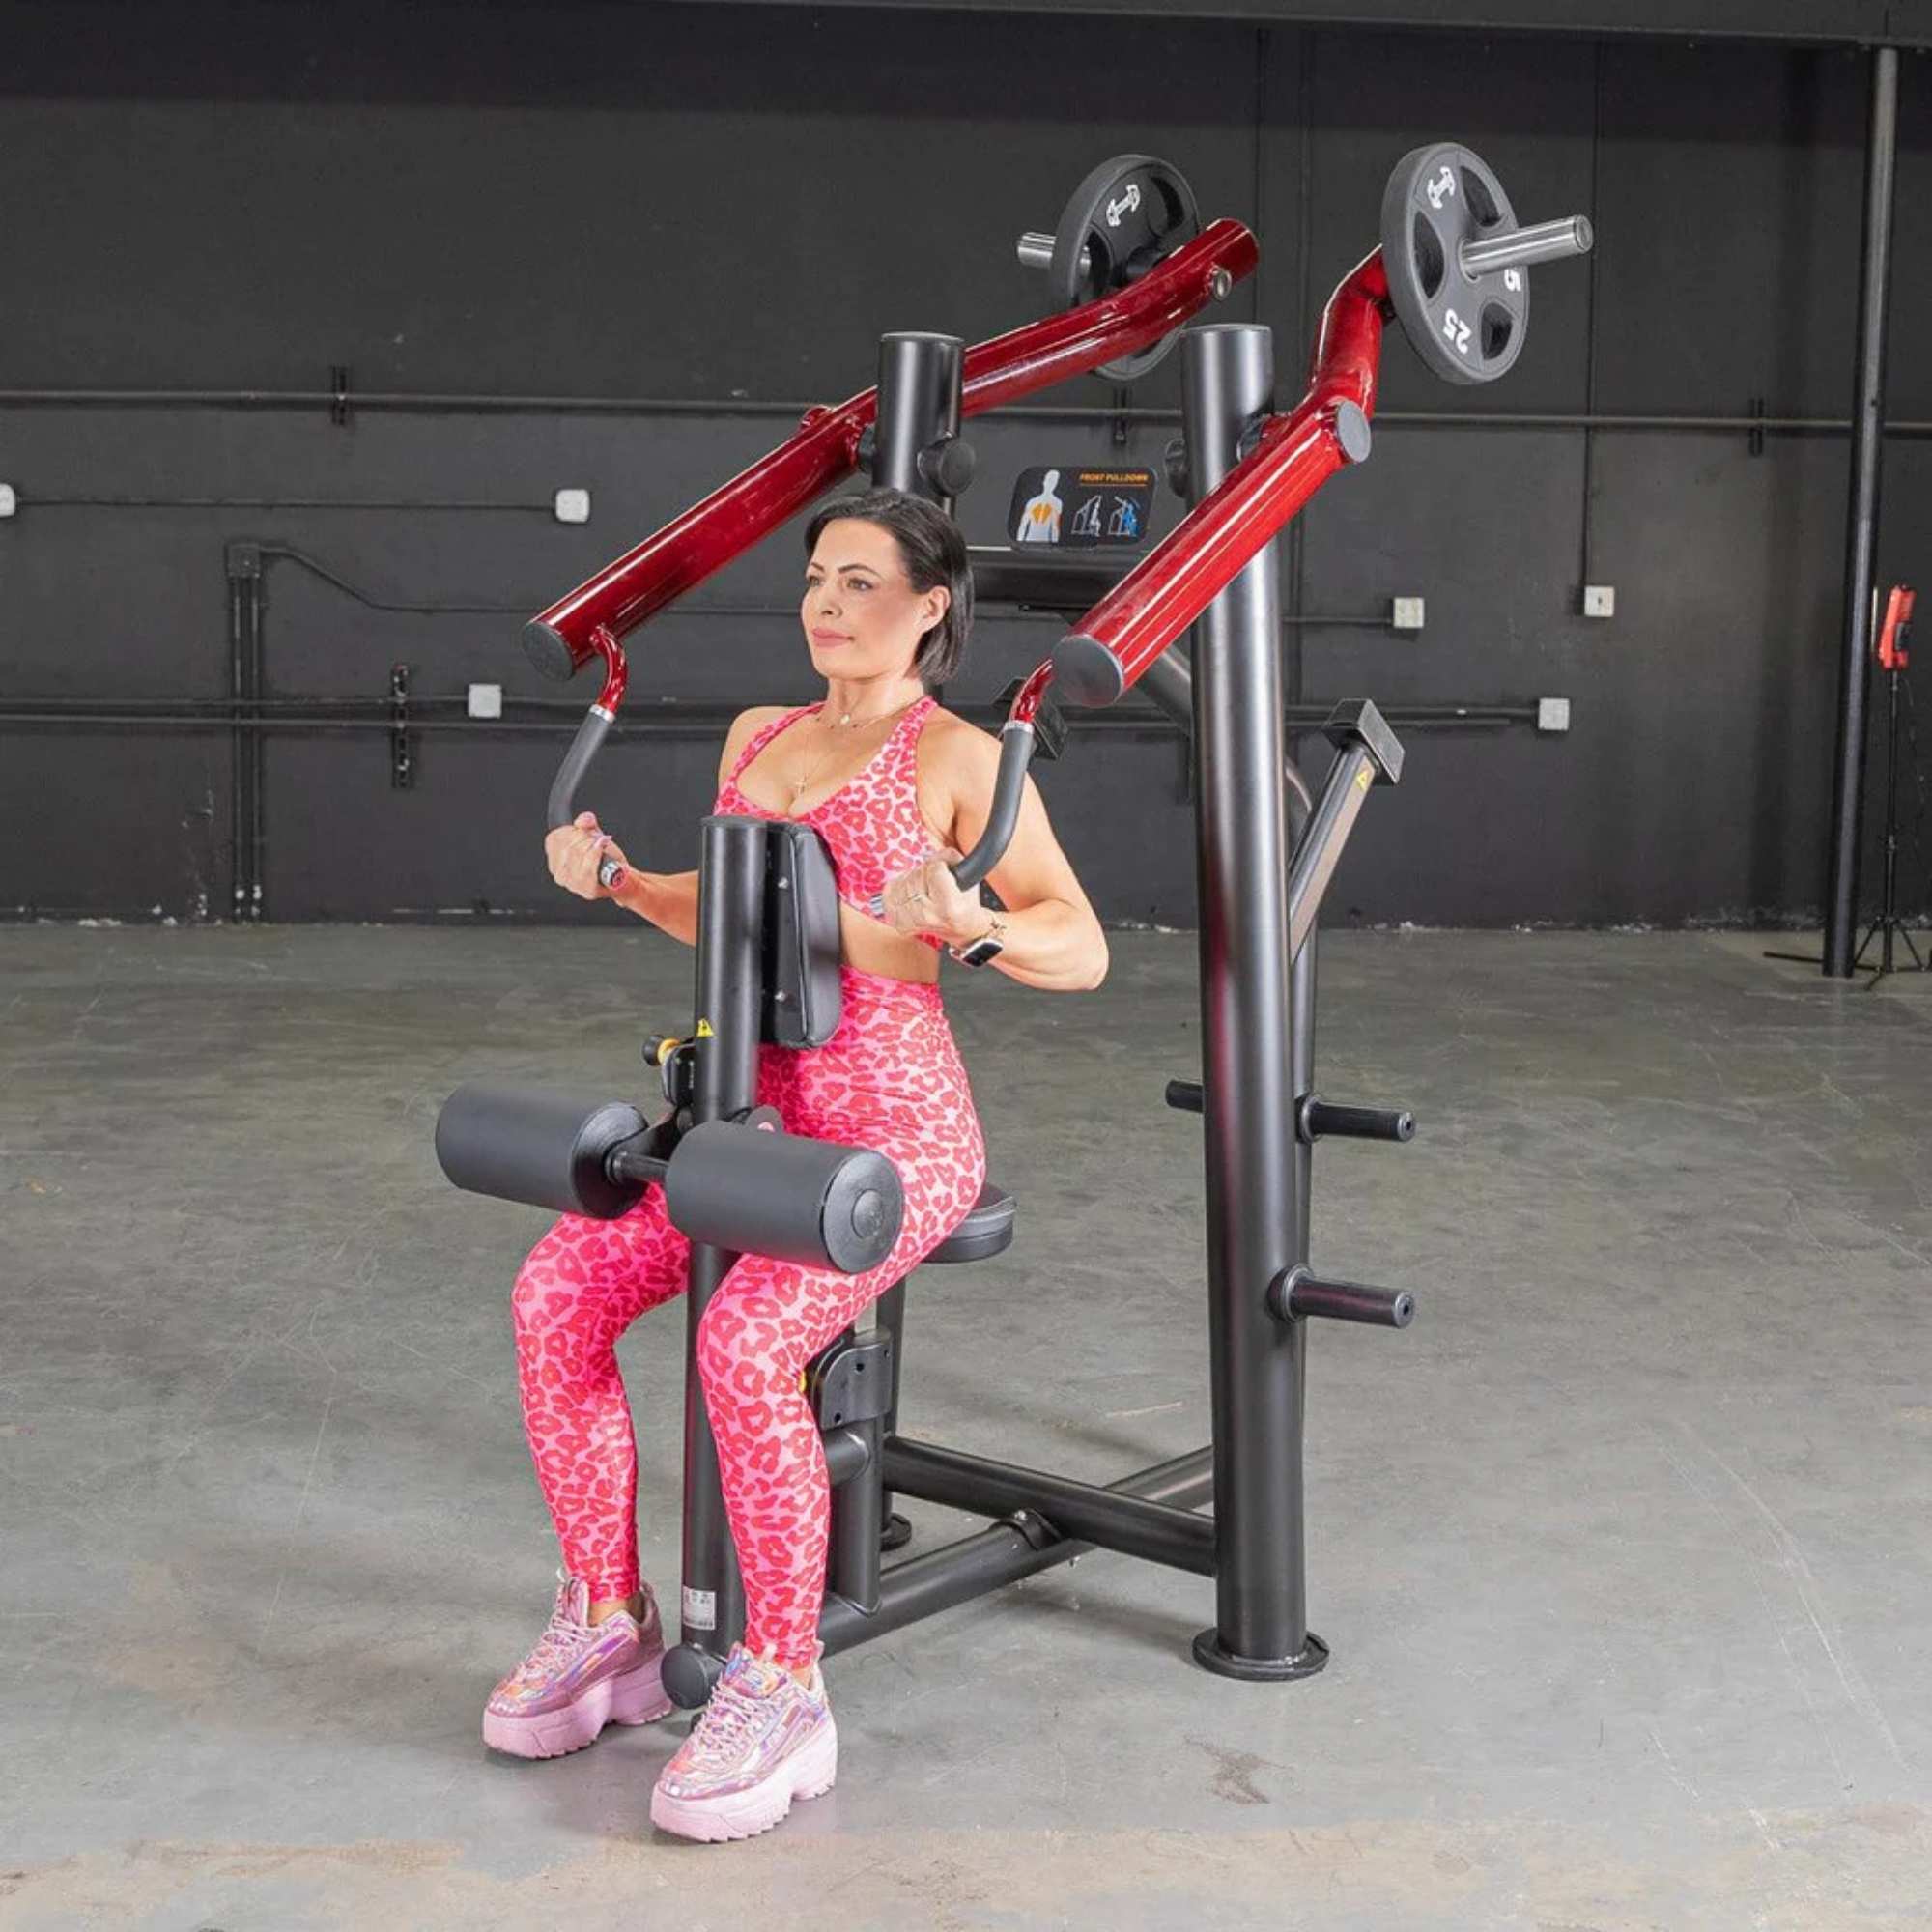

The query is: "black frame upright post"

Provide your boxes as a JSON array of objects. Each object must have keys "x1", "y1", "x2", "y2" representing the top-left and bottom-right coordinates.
[
  {"x1": 1180, "y1": 322, "x2": 1325, "y2": 1680},
  {"x1": 1825, "y1": 43, "x2": 1900, "y2": 978},
  {"x1": 872, "y1": 332, "x2": 964, "y2": 506},
  {"x1": 674, "y1": 815, "x2": 770, "y2": 1667}
]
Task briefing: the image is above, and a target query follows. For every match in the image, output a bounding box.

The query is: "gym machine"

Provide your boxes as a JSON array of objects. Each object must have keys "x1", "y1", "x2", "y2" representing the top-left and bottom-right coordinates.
[{"x1": 438, "y1": 148, "x2": 1591, "y2": 1697}]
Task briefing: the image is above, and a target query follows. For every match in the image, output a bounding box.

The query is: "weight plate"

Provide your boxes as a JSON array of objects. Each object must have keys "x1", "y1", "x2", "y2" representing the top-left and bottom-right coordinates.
[
  {"x1": 1046, "y1": 154, "x2": 1201, "y2": 383},
  {"x1": 1379, "y1": 143, "x2": 1529, "y2": 387}
]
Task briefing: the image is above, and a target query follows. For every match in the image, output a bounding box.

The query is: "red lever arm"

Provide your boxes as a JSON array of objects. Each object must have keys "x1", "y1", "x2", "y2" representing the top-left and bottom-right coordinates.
[
  {"x1": 1051, "y1": 250, "x2": 1389, "y2": 705},
  {"x1": 526, "y1": 219, "x2": 1260, "y2": 684}
]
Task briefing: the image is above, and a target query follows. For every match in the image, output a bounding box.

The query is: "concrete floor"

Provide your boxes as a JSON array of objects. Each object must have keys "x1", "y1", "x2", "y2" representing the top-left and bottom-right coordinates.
[{"x1": 3, "y1": 924, "x2": 1930, "y2": 1930}]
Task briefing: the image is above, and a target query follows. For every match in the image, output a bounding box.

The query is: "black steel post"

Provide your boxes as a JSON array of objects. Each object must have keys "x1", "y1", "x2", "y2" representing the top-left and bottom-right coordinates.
[
  {"x1": 872, "y1": 333, "x2": 965, "y2": 510},
  {"x1": 1826, "y1": 45, "x2": 1900, "y2": 977},
  {"x1": 874, "y1": 1278, "x2": 911, "y2": 1546},
  {"x1": 859, "y1": 330, "x2": 966, "y2": 1540},
  {"x1": 675, "y1": 816, "x2": 769, "y2": 1669},
  {"x1": 1180, "y1": 323, "x2": 1324, "y2": 1681},
  {"x1": 224, "y1": 543, "x2": 264, "y2": 923},
  {"x1": 825, "y1": 1400, "x2": 886, "y2": 1614}
]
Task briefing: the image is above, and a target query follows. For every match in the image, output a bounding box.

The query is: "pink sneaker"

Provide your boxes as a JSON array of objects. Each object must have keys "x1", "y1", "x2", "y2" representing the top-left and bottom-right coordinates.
[
  {"x1": 483, "y1": 1570, "x2": 673, "y2": 1759},
  {"x1": 649, "y1": 1642, "x2": 838, "y2": 1843}
]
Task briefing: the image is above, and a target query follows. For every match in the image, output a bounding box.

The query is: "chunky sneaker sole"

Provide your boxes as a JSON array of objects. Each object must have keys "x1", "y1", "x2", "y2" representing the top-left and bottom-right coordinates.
[
  {"x1": 649, "y1": 1717, "x2": 838, "y2": 1842},
  {"x1": 484, "y1": 1649, "x2": 674, "y2": 1758}
]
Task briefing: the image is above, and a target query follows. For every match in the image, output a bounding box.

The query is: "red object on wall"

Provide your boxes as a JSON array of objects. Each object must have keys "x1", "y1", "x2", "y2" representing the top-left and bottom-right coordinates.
[{"x1": 1877, "y1": 583, "x2": 1914, "y2": 670}]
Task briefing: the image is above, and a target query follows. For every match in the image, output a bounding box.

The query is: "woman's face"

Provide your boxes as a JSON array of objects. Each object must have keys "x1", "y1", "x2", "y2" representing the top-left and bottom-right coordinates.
[{"x1": 801, "y1": 519, "x2": 948, "y2": 684}]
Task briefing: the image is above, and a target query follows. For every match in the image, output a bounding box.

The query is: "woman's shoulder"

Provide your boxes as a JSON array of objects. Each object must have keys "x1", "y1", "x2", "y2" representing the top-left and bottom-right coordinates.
[
  {"x1": 920, "y1": 701, "x2": 998, "y2": 753},
  {"x1": 913, "y1": 706, "x2": 1007, "y2": 828},
  {"x1": 919, "y1": 703, "x2": 1007, "y2": 778},
  {"x1": 724, "y1": 702, "x2": 805, "y2": 745},
  {"x1": 718, "y1": 704, "x2": 803, "y2": 779},
  {"x1": 732, "y1": 702, "x2": 802, "y2": 732}
]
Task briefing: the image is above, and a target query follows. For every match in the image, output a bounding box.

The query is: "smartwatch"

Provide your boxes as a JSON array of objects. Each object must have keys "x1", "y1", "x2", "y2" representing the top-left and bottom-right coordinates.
[{"x1": 949, "y1": 909, "x2": 1008, "y2": 969}]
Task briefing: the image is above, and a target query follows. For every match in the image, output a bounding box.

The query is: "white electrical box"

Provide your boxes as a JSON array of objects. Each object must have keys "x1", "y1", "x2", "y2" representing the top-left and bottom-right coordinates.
[
  {"x1": 0, "y1": 484, "x2": 15, "y2": 518},
  {"x1": 1391, "y1": 595, "x2": 1426, "y2": 632},
  {"x1": 1582, "y1": 584, "x2": 1615, "y2": 618},
  {"x1": 1538, "y1": 697, "x2": 1572, "y2": 733},
  {"x1": 467, "y1": 682, "x2": 504, "y2": 720},
  {"x1": 554, "y1": 488, "x2": 591, "y2": 525}
]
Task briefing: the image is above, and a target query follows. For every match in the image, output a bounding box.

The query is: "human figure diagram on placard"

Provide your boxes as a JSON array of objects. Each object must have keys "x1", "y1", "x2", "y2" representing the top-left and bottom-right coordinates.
[{"x1": 1015, "y1": 469, "x2": 1064, "y2": 543}]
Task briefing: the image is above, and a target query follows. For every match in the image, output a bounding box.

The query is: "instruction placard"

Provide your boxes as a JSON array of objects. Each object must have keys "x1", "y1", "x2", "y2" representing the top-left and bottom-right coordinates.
[{"x1": 1008, "y1": 465, "x2": 1156, "y2": 550}]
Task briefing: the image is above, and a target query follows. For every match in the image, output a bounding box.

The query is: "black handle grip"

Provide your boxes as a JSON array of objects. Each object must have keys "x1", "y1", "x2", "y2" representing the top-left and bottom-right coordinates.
[
  {"x1": 547, "y1": 706, "x2": 628, "y2": 890},
  {"x1": 1165, "y1": 1079, "x2": 1203, "y2": 1114},
  {"x1": 952, "y1": 723, "x2": 1036, "y2": 893},
  {"x1": 868, "y1": 719, "x2": 1037, "y2": 919},
  {"x1": 548, "y1": 706, "x2": 612, "y2": 832},
  {"x1": 1301, "y1": 1098, "x2": 1415, "y2": 1143}
]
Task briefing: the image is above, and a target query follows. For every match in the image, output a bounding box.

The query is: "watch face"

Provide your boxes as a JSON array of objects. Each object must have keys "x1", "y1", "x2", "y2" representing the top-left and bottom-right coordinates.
[{"x1": 955, "y1": 935, "x2": 1005, "y2": 967}]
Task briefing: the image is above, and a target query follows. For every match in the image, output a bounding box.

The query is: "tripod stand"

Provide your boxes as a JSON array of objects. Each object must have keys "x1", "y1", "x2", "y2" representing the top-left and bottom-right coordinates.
[
  {"x1": 1767, "y1": 582, "x2": 1927, "y2": 980},
  {"x1": 1856, "y1": 584, "x2": 1925, "y2": 981}
]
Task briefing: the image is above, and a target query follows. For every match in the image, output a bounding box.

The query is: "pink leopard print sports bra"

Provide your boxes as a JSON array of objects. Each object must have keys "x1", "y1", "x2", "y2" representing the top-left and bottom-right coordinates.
[{"x1": 712, "y1": 695, "x2": 949, "y2": 952}]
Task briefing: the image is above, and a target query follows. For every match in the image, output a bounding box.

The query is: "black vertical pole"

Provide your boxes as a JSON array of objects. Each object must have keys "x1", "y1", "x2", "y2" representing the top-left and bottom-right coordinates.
[
  {"x1": 868, "y1": 329, "x2": 964, "y2": 1532},
  {"x1": 1182, "y1": 323, "x2": 1325, "y2": 1681},
  {"x1": 1825, "y1": 44, "x2": 1899, "y2": 977},
  {"x1": 224, "y1": 542, "x2": 263, "y2": 923},
  {"x1": 676, "y1": 816, "x2": 769, "y2": 1669},
  {"x1": 872, "y1": 332, "x2": 964, "y2": 508}
]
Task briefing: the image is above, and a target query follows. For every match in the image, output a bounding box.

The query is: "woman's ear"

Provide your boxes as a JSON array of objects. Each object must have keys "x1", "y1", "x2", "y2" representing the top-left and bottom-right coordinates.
[{"x1": 922, "y1": 584, "x2": 951, "y2": 632}]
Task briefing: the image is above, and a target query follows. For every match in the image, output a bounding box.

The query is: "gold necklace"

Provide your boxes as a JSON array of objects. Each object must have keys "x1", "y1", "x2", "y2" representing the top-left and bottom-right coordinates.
[{"x1": 784, "y1": 697, "x2": 920, "y2": 805}]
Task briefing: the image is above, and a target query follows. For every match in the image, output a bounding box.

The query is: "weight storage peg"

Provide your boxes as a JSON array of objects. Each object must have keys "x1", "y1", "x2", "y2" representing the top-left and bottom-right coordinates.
[
  {"x1": 1378, "y1": 142, "x2": 1593, "y2": 386},
  {"x1": 1266, "y1": 1264, "x2": 1416, "y2": 1329}
]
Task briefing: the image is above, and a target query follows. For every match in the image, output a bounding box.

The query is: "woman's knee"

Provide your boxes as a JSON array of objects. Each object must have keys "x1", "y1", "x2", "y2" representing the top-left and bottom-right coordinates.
[
  {"x1": 510, "y1": 1203, "x2": 686, "y2": 1341},
  {"x1": 695, "y1": 1278, "x2": 813, "y2": 1402}
]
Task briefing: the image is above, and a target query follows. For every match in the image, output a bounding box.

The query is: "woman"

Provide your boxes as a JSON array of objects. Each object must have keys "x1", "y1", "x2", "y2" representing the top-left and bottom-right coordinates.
[{"x1": 483, "y1": 487, "x2": 1109, "y2": 1843}]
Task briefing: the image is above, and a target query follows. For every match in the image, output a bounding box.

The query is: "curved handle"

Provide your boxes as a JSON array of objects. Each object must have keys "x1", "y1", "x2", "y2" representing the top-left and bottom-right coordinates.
[
  {"x1": 547, "y1": 708, "x2": 610, "y2": 832},
  {"x1": 547, "y1": 707, "x2": 628, "y2": 891},
  {"x1": 952, "y1": 722, "x2": 1036, "y2": 892},
  {"x1": 866, "y1": 719, "x2": 1037, "y2": 921}
]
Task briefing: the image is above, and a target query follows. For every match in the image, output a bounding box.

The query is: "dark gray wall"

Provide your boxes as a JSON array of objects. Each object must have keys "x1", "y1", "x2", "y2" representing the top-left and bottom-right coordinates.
[{"x1": 2, "y1": 1, "x2": 1926, "y2": 931}]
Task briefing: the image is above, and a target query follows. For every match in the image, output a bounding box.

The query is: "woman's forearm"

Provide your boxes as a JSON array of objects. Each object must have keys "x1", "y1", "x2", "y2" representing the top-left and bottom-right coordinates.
[
  {"x1": 611, "y1": 869, "x2": 1107, "y2": 988},
  {"x1": 967, "y1": 898, "x2": 1108, "y2": 992},
  {"x1": 613, "y1": 868, "x2": 700, "y2": 945}
]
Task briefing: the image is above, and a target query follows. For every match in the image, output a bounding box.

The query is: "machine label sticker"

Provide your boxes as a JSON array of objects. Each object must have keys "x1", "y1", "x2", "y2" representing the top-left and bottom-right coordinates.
[
  {"x1": 1009, "y1": 466, "x2": 1155, "y2": 549},
  {"x1": 681, "y1": 1586, "x2": 717, "y2": 1631}
]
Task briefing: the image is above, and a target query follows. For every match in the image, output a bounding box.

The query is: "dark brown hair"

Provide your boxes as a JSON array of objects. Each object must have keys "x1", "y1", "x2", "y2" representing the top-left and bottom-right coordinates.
[{"x1": 803, "y1": 487, "x2": 974, "y2": 688}]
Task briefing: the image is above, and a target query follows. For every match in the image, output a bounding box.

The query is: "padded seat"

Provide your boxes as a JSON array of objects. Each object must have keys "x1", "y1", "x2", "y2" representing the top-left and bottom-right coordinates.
[{"x1": 924, "y1": 1181, "x2": 1016, "y2": 1264}]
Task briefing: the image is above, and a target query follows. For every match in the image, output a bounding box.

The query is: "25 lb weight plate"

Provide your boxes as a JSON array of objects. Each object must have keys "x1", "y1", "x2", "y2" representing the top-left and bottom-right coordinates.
[
  {"x1": 1380, "y1": 144, "x2": 1528, "y2": 387},
  {"x1": 1042, "y1": 155, "x2": 1201, "y2": 383}
]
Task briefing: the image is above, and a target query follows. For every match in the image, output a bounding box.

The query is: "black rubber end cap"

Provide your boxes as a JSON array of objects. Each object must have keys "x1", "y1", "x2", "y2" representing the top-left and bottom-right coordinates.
[
  {"x1": 1334, "y1": 399, "x2": 1373, "y2": 466},
  {"x1": 523, "y1": 619, "x2": 580, "y2": 683},
  {"x1": 1052, "y1": 635, "x2": 1125, "y2": 709}
]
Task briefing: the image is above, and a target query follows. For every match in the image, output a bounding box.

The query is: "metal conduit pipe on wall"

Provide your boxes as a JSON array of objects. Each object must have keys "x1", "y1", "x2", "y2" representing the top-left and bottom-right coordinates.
[{"x1": 12, "y1": 387, "x2": 1932, "y2": 437}]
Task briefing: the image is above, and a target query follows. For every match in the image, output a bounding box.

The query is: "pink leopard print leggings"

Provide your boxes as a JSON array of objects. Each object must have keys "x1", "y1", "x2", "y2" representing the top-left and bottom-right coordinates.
[{"x1": 511, "y1": 966, "x2": 986, "y2": 1669}]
